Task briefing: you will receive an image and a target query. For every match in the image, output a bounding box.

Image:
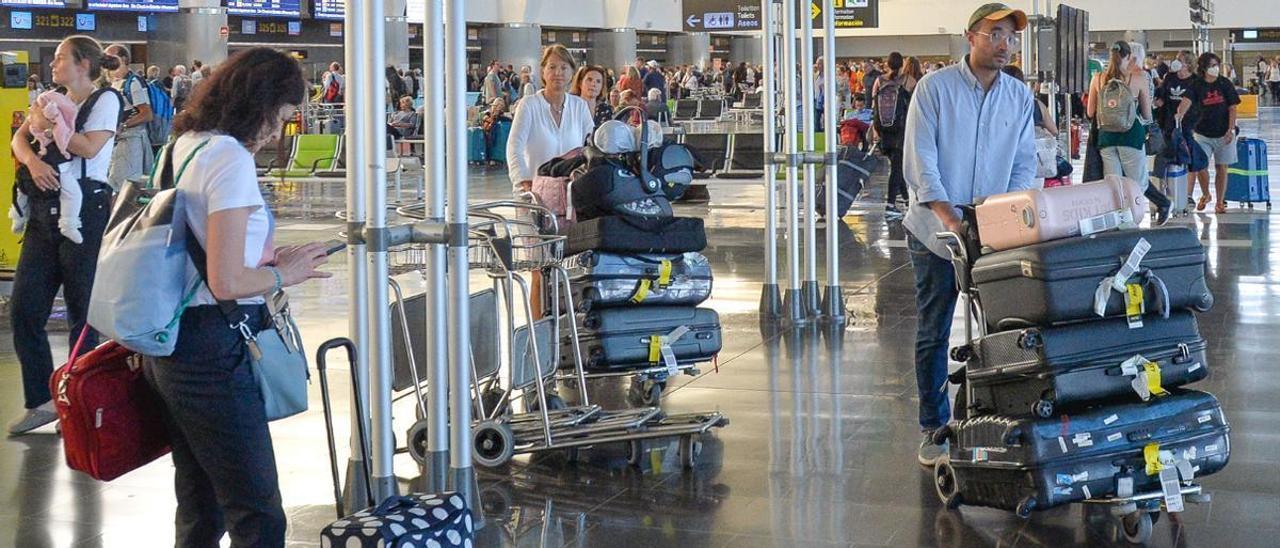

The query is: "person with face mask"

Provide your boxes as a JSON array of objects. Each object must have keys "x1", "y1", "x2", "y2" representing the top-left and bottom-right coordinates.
[
  {"x1": 901, "y1": 3, "x2": 1037, "y2": 467},
  {"x1": 1189, "y1": 52, "x2": 1240, "y2": 214},
  {"x1": 1088, "y1": 41, "x2": 1163, "y2": 222},
  {"x1": 1156, "y1": 50, "x2": 1202, "y2": 208}
]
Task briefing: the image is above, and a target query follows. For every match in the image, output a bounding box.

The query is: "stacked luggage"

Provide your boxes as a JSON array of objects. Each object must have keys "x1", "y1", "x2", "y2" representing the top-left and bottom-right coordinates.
[
  {"x1": 549, "y1": 113, "x2": 720, "y2": 405},
  {"x1": 933, "y1": 178, "x2": 1228, "y2": 535}
]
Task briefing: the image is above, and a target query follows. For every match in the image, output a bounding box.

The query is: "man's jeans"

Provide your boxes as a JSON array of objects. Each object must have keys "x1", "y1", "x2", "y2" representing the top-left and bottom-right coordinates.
[{"x1": 908, "y1": 234, "x2": 959, "y2": 431}]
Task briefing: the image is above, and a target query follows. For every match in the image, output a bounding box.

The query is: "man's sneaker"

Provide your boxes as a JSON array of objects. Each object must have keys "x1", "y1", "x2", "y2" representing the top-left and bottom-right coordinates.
[
  {"x1": 7, "y1": 402, "x2": 57, "y2": 436},
  {"x1": 918, "y1": 431, "x2": 948, "y2": 467},
  {"x1": 1155, "y1": 206, "x2": 1171, "y2": 226}
]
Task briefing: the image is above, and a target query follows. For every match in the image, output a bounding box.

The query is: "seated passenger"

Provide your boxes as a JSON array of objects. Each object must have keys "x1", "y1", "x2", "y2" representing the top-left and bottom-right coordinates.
[
  {"x1": 388, "y1": 95, "x2": 419, "y2": 156},
  {"x1": 645, "y1": 88, "x2": 671, "y2": 124},
  {"x1": 479, "y1": 98, "x2": 510, "y2": 166},
  {"x1": 506, "y1": 44, "x2": 595, "y2": 192}
]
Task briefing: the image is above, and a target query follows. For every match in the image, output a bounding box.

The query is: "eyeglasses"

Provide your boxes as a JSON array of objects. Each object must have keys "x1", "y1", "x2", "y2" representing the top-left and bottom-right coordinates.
[{"x1": 973, "y1": 30, "x2": 1022, "y2": 49}]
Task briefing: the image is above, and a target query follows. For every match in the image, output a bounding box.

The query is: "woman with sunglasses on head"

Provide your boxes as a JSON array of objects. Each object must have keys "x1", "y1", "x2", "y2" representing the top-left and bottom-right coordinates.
[{"x1": 145, "y1": 47, "x2": 332, "y2": 547}]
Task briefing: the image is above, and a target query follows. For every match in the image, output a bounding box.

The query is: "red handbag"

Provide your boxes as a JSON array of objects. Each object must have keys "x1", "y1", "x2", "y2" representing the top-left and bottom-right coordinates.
[{"x1": 50, "y1": 328, "x2": 171, "y2": 481}]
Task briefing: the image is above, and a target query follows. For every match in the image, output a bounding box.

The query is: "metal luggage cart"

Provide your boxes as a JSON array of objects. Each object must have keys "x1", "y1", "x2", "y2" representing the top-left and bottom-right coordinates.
[
  {"x1": 390, "y1": 201, "x2": 727, "y2": 469},
  {"x1": 929, "y1": 231, "x2": 1209, "y2": 545}
]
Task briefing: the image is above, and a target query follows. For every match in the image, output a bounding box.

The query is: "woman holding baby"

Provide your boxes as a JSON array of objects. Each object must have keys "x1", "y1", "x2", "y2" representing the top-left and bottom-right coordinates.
[{"x1": 6, "y1": 35, "x2": 119, "y2": 435}]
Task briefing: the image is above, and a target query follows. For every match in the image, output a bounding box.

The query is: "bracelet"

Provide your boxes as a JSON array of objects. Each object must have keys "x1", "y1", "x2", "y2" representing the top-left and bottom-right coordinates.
[{"x1": 266, "y1": 266, "x2": 283, "y2": 293}]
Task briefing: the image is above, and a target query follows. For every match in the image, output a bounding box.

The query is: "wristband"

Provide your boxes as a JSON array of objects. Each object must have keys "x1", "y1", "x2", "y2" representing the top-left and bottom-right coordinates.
[{"x1": 266, "y1": 266, "x2": 283, "y2": 293}]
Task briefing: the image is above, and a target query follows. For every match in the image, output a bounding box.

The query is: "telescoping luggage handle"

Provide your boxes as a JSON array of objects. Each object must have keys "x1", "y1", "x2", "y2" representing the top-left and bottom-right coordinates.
[{"x1": 316, "y1": 337, "x2": 375, "y2": 518}]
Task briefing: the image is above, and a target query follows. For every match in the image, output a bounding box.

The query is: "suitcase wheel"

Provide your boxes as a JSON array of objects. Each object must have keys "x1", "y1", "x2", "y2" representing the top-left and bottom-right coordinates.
[
  {"x1": 629, "y1": 378, "x2": 665, "y2": 406},
  {"x1": 679, "y1": 435, "x2": 703, "y2": 469},
  {"x1": 949, "y1": 345, "x2": 973, "y2": 363},
  {"x1": 934, "y1": 457, "x2": 963, "y2": 510},
  {"x1": 1015, "y1": 496, "x2": 1037, "y2": 519},
  {"x1": 1033, "y1": 399, "x2": 1055, "y2": 419}
]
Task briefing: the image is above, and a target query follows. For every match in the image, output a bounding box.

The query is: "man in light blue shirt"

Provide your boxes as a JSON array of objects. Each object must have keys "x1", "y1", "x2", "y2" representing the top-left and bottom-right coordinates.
[{"x1": 903, "y1": 3, "x2": 1037, "y2": 467}]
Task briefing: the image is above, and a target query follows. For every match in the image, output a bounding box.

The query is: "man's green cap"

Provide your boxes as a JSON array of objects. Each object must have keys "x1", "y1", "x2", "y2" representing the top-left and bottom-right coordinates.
[{"x1": 968, "y1": 3, "x2": 1028, "y2": 32}]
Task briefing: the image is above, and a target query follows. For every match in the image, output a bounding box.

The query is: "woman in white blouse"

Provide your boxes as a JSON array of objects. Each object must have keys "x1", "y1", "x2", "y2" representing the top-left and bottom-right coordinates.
[{"x1": 506, "y1": 44, "x2": 595, "y2": 192}]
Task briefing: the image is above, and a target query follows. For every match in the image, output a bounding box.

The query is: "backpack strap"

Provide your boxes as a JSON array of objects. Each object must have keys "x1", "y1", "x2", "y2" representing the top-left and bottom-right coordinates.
[{"x1": 71, "y1": 87, "x2": 126, "y2": 182}]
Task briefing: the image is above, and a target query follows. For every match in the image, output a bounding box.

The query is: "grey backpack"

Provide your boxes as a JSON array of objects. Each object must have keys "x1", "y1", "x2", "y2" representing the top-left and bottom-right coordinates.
[{"x1": 1098, "y1": 78, "x2": 1137, "y2": 132}]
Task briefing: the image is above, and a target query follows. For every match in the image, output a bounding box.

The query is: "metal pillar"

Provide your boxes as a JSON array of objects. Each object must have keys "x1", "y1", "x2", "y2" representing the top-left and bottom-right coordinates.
[
  {"x1": 780, "y1": 0, "x2": 806, "y2": 324},
  {"x1": 341, "y1": 0, "x2": 371, "y2": 513},
  {"x1": 420, "y1": 0, "x2": 450, "y2": 493},
  {"x1": 445, "y1": 0, "x2": 480, "y2": 521},
  {"x1": 799, "y1": 0, "x2": 820, "y2": 317},
  {"x1": 759, "y1": 0, "x2": 782, "y2": 318},
  {"x1": 361, "y1": 0, "x2": 398, "y2": 504},
  {"x1": 819, "y1": 0, "x2": 845, "y2": 322}
]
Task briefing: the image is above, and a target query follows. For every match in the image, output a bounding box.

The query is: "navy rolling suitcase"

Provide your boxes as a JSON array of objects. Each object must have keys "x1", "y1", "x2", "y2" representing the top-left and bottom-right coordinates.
[
  {"x1": 1225, "y1": 137, "x2": 1271, "y2": 208},
  {"x1": 967, "y1": 311, "x2": 1209, "y2": 418},
  {"x1": 972, "y1": 227, "x2": 1213, "y2": 332},
  {"x1": 561, "y1": 306, "x2": 721, "y2": 372},
  {"x1": 467, "y1": 127, "x2": 487, "y2": 164},
  {"x1": 565, "y1": 251, "x2": 713, "y2": 311},
  {"x1": 936, "y1": 390, "x2": 1230, "y2": 514}
]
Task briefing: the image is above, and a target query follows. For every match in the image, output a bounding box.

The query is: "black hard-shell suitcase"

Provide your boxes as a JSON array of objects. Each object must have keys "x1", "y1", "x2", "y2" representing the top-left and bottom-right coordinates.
[
  {"x1": 565, "y1": 251, "x2": 712, "y2": 311},
  {"x1": 939, "y1": 390, "x2": 1230, "y2": 514},
  {"x1": 972, "y1": 227, "x2": 1213, "y2": 332},
  {"x1": 968, "y1": 311, "x2": 1208, "y2": 417},
  {"x1": 560, "y1": 306, "x2": 721, "y2": 372},
  {"x1": 564, "y1": 216, "x2": 706, "y2": 256}
]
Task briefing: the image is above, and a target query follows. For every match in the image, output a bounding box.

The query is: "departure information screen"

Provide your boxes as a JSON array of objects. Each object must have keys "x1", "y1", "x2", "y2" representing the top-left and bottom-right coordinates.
[
  {"x1": 85, "y1": 1, "x2": 179, "y2": 12},
  {"x1": 313, "y1": 0, "x2": 343, "y2": 20},
  {"x1": 226, "y1": 0, "x2": 300, "y2": 18},
  {"x1": 0, "y1": 1, "x2": 67, "y2": 7}
]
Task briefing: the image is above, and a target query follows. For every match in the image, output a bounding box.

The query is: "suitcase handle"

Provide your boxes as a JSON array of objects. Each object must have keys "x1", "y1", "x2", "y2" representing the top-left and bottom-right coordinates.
[
  {"x1": 315, "y1": 337, "x2": 376, "y2": 516},
  {"x1": 64, "y1": 326, "x2": 92, "y2": 375}
]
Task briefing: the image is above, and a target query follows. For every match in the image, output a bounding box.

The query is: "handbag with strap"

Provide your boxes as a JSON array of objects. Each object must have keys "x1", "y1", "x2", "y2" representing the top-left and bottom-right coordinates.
[
  {"x1": 185, "y1": 234, "x2": 309, "y2": 422},
  {"x1": 51, "y1": 327, "x2": 171, "y2": 481}
]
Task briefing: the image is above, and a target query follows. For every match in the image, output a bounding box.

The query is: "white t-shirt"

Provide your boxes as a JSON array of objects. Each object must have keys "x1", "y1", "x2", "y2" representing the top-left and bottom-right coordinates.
[
  {"x1": 506, "y1": 90, "x2": 595, "y2": 189},
  {"x1": 171, "y1": 132, "x2": 272, "y2": 305},
  {"x1": 58, "y1": 90, "x2": 120, "y2": 190}
]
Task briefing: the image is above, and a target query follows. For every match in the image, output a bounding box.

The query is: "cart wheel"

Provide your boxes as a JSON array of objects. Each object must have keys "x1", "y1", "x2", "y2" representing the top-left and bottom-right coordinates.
[
  {"x1": 626, "y1": 439, "x2": 645, "y2": 467},
  {"x1": 407, "y1": 419, "x2": 430, "y2": 466},
  {"x1": 640, "y1": 382, "x2": 664, "y2": 406},
  {"x1": 679, "y1": 436, "x2": 703, "y2": 469},
  {"x1": 934, "y1": 457, "x2": 964, "y2": 510},
  {"x1": 1121, "y1": 511, "x2": 1152, "y2": 545},
  {"x1": 472, "y1": 421, "x2": 515, "y2": 468},
  {"x1": 1033, "y1": 399, "x2": 1055, "y2": 419}
]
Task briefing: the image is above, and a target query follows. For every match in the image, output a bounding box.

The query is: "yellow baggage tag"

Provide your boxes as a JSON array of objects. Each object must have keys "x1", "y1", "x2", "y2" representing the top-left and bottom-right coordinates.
[
  {"x1": 1125, "y1": 283, "x2": 1145, "y2": 329},
  {"x1": 630, "y1": 279, "x2": 653, "y2": 304},
  {"x1": 1144, "y1": 443, "x2": 1164, "y2": 476},
  {"x1": 1144, "y1": 361, "x2": 1168, "y2": 397},
  {"x1": 656, "y1": 259, "x2": 673, "y2": 288}
]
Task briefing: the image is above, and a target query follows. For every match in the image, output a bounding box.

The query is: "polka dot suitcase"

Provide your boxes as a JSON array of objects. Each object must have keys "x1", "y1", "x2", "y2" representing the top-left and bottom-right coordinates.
[{"x1": 321, "y1": 492, "x2": 473, "y2": 548}]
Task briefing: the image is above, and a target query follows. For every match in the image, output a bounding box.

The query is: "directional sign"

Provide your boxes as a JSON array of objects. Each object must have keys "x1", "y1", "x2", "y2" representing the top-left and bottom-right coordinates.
[{"x1": 682, "y1": 0, "x2": 877, "y2": 32}]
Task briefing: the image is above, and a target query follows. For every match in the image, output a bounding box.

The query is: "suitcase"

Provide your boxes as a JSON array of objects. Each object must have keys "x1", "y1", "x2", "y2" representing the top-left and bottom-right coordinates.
[
  {"x1": 976, "y1": 175, "x2": 1148, "y2": 252},
  {"x1": 561, "y1": 306, "x2": 722, "y2": 372},
  {"x1": 320, "y1": 493, "x2": 474, "y2": 548},
  {"x1": 564, "y1": 216, "x2": 706, "y2": 256},
  {"x1": 939, "y1": 390, "x2": 1230, "y2": 514},
  {"x1": 967, "y1": 311, "x2": 1209, "y2": 418},
  {"x1": 816, "y1": 146, "x2": 877, "y2": 218},
  {"x1": 1164, "y1": 164, "x2": 1190, "y2": 216},
  {"x1": 1225, "y1": 137, "x2": 1271, "y2": 207},
  {"x1": 488, "y1": 118, "x2": 511, "y2": 164},
  {"x1": 51, "y1": 330, "x2": 171, "y2": 481},
  {"x1": 467, "y1": 127, "x2": 487, "y2": 164},
  {"x1": 565, "y1": 251, "x2": 713, "y2": 311},
  {"x1": 972, "y1": 227, "x2": 1213, "y2": 332}
]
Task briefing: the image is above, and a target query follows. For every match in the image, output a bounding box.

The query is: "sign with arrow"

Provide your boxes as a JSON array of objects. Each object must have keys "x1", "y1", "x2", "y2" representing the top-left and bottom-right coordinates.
[{"x1": 682, "y1": 0, "x2": 877, "y2": 32}]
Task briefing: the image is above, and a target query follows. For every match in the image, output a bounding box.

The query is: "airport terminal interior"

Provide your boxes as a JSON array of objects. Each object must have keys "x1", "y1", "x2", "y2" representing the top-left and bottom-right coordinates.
[{"x1": 3, "y1": 0, "x2": 1280, "y2": 547}]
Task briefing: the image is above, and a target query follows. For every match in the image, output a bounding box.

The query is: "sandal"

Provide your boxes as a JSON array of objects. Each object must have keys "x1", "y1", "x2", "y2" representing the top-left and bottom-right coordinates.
[
  {"x1": 1196, "y1": 195, "x2": 1210, "y2": 212},
  {"x1": 1215, "y1": 202, "x2": 1227, "y2": 214}
]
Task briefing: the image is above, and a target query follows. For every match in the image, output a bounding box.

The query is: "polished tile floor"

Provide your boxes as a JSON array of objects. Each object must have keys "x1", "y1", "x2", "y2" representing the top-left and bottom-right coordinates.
[{"x1": 3, "y1": 110, "x2": 1280, "y2": 547}]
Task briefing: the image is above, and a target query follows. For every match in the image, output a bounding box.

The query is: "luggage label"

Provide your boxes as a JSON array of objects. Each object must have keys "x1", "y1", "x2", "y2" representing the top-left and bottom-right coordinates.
[
  {"x1": 628, "y1": 259, "x2": 675, "y2": 304},
  {"x1": 1120, "y1": 355, "x2": 1168, "y2": 401}
]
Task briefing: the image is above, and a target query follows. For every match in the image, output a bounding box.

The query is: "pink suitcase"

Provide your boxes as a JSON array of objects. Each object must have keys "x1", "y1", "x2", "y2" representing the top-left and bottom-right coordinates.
[{"x1": 976, "y1": 175, "x2": 1148, "y2": 252}]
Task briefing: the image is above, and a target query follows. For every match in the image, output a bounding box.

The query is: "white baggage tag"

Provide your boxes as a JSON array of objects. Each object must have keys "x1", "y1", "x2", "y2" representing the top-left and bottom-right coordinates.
[
  {"x1": 1079, "y1": 209, "x2": 1135, "y2": 237},
  {"x1": 1121, "y1": 356, "x2": 1152, "y2": 400},
  {"x1": 1161, "y1": 467, "x2": 1185, "y2": 513},
  {"x1": 1094, "y1": 278, "x2": 1115, "y2": 317},
  {"x1": 660, "y1": 326, "x2": 691, "y2": 375},
  {"x1": 1111, "y1": 238, "x2": 1152, "y2": 292},
  {"x1": 1117, "y1": 476, "x2": 1134, "y2": 498}
]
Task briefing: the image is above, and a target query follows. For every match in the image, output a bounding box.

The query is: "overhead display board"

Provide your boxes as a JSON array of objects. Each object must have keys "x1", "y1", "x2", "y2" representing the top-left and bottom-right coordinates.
[
  {"x1": 406, "y1": 0, "x2": 424, "y2": 24},
  {"x1": 226, "y1": 0, "x2": 300, "y2": 18},
  {"x1": 681, "y1": 0, "x2": 878, "y2": 32},
  {"x1": 0, "y1": 0, "x2": 67, "y2": 7},
  {"x1": 85, "y1": 0, "x2": 178, "y2": 12},
  {"x1": 313, "y1": 0, "x2": 343, "y2": 20}
]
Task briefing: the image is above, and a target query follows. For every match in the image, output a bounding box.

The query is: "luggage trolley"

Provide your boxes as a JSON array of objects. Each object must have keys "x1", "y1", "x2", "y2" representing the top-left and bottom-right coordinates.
[
  {"x1": 930, "y1": 230, "x2": 1210, "y2": 545},
  {"x1": 391, "y1": 201, "x2": 727, "y2": 469}
]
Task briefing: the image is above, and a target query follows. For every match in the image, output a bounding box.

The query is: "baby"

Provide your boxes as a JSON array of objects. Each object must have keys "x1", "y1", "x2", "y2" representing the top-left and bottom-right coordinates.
[{"x1": 13, "y1": 90, "x2": 83, "y2": 243}]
